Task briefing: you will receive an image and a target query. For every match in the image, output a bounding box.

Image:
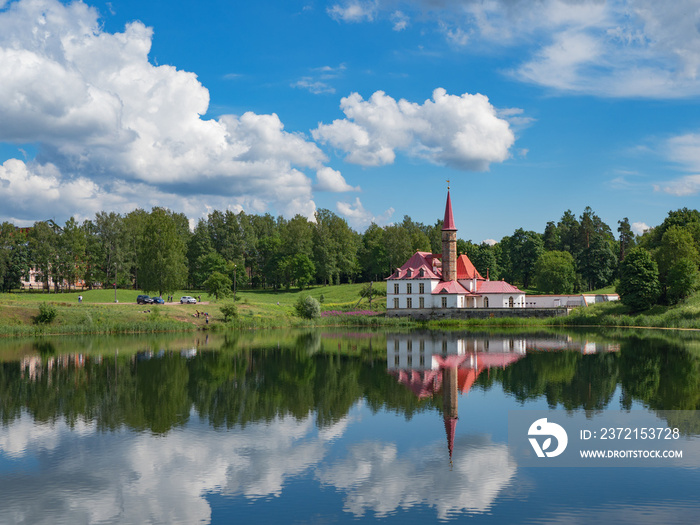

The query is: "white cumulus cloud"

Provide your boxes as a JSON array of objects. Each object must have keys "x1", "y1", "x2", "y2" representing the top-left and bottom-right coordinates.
[
  {"x1": 653, "y1": 132, "x2": 700, "y2": 197},
  {"x1": 313, "y1": 89, "x2": 516, "y2": 171},
  {"x1": 0, "y1": 0, "x2": 336, "y2": 223},
  {"x1": 631, "y1": 221, "x2": 650, "y2": 235},
  {"x1": 337, "y1": 197, "x2": 394, "y2": 229},
  {"x1": 315, "y1": 167, "x2": 360, "y2": 192}
]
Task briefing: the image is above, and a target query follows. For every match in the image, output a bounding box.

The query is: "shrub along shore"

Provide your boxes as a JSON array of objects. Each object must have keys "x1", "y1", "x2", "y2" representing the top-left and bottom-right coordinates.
[{"x1": 1, "y1": 283, "x2": 700, "y2": 337}]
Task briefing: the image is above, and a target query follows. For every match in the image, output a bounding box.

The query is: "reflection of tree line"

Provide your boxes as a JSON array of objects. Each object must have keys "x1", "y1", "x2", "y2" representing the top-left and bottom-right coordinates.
[
  {"x1": 1, "y1": 334, "x2": 699, "y2": 433},
  {"x1": 484, "y1": 336, "x2": 700, "y2": 415},
  {"x1": 1, "y1": 334, "x2": 429, "y2": 434}
]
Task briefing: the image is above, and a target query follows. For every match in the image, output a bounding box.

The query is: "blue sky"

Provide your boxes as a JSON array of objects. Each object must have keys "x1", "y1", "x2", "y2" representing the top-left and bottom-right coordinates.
[{"x1": 1, "y1": 0, "x2": 700, "y2": 243}]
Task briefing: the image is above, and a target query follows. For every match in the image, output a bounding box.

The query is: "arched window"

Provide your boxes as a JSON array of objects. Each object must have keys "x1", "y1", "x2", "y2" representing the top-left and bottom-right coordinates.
[
  {"x1": 484, "y1": 297, "x2": 489, "y2": 308},
  {"x1": 509, "y1": 296, "x2": 514, "y2": 308}
]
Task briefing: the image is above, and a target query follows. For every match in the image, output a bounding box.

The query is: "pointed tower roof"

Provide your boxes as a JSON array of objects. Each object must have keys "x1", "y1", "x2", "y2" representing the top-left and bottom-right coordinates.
[{"x1": 442, "y1": 190, "x2": 457, "y2": 231}]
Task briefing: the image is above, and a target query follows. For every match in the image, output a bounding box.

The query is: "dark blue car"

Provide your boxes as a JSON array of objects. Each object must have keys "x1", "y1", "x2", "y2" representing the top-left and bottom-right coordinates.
[{"x1": 152, "y1": 296, "x2": 164, "y2": 304}]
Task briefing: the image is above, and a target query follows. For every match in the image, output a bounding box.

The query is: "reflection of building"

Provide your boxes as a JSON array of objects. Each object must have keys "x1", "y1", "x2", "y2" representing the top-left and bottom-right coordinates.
[
  {"x1": 387, "y1": 333, "x2": 526, "y2": 462},
  {"x1": 386, "y1": 189, "x2": 526, "y2": 315}
]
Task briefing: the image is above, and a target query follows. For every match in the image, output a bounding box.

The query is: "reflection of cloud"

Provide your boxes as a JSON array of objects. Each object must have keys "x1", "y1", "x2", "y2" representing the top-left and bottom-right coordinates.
[
  {"x1": 0, "y1": 413, "x2": 329, "y2": 523},
  {"x1": 316, "y1": 435, "x2": 516, "y2": 520},
  {"x1": 0, "y1": 408, "x2": 516, "y2": 523}
]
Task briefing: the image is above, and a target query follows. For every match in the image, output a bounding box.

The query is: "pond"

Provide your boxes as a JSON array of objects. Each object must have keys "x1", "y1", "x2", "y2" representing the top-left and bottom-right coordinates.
[{"x1": 1, "y1": 328, "x2": 700, "y2": 524}]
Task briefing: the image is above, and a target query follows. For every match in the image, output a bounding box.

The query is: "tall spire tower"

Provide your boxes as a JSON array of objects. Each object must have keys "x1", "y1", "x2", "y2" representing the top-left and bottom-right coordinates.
[{"x1": 441, "y1": 182, "x2": 457, "y2": 282}]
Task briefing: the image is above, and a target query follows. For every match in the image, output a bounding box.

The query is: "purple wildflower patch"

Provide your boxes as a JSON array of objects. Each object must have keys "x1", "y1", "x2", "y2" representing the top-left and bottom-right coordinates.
[{"x1": 321, "y1": 310, "x2": 380, "y2": 317}]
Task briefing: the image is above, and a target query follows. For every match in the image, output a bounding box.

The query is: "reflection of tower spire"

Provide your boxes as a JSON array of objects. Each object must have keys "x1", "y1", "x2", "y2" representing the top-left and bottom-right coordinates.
[{"x1": 442, "y1": 365, "x2": 458, "y2": 466}]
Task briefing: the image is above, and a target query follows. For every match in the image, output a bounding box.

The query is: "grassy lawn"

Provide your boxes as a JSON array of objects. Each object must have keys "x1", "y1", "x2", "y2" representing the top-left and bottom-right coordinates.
[{"x1": 0, "y1": 282, "x2": 389, "y2": 335}]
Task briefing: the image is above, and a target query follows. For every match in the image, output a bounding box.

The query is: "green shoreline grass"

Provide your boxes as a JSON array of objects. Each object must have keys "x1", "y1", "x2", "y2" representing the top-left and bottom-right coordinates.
[{"x1": 1, "y1": 283, "x2": 700, "y2": 336}]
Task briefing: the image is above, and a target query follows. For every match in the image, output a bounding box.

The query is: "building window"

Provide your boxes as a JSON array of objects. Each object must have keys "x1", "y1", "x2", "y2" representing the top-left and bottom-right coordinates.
[
  {"x1": 394, "y1": 283, "x2": 399, "y2": 294},
  {"x1": 406, "y1": 283, "x2": 412, "y2": 294},
  {"x1": 419, "y1": 283, "x2": 425, "y2": 294},
  {"x1": 419, "y1": 354, "x2": 425, "y2": 367},
  {"x1": 441, "y1": 297, "x2": 447, "y2": 308},
  {"x1": 407, "y1": 340, "x2": 412, "y2": 351},
  {"x1": 419, "y1": 297, "x2": 424, "y2": 309},
  {"x1": 509, "y1": 296, "x2": 514, "y2": 308},
  {"x1": 442, "y1": 340, "x2": 448, "y2": 355},
  {"x1": 419, "y1": 340, "x2": 425, "y2": 352},
  {"x1": 394, "y1": 354, "x2": 400, "y2": 366},
  {"x1": 407, "y1": 354, "x2": 413, "y2": 366},
  {"x1": 407, "y1": 297, "x2": 413, "y2": 308},
  {"x1": 484, "y1": 297, "x2": 489, "y2": 308},
  {"x1": 393, "y1": 298, "x2": 399, "y2": 309}
]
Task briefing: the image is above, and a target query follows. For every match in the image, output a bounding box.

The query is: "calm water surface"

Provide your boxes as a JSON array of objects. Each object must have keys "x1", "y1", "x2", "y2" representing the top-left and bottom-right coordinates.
[{"x1": 1, "y1": 328, "x2": 699, "y2": 524}]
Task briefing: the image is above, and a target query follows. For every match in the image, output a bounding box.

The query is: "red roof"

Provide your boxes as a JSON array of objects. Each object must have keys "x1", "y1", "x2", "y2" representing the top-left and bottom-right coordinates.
[
  {"x1": 442, "y1": 191, "x2": 457, "y2": 231},
  {"x1": 456, "y1": 254, "x2": 483, "y2": 280},
  {"x1": 477, "y1": 280, "x2": 524, "y2": 294},
  {"x1": 387, "y1": 251, "x2": 441, "y2": 280},
  {"x1": 432, "y1": 280, "x2": 472, "y2": 295}
]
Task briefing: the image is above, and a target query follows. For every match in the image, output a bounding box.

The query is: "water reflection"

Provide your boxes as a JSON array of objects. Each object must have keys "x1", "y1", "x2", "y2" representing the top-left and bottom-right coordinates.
[{"x1": 0, "y1": 330, "x2": 700, "y2": 523}]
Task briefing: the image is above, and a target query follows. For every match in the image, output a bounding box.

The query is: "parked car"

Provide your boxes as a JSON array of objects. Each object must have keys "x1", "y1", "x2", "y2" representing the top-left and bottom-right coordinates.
[
  {"x1": 152, "y1": 296, "x2": 164, "y2": 304},
  {"x1": 180, "y1": 296, "x2": 197, "y2": 304},
  {"x1": 137, "y1": 294, "x2": 154, "y2": 304}
]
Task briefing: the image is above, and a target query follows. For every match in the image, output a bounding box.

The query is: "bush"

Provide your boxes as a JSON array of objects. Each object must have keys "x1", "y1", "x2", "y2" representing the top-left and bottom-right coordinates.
[
  {"x1": 295, "y1": 296, "x2": 321, "y2": 319},
  {"x1": 220, "y1": 303, "x2": 238, "y2": 322},
  {"x1": 34, "y1": 302, "x2": 57, "y2": 324}
]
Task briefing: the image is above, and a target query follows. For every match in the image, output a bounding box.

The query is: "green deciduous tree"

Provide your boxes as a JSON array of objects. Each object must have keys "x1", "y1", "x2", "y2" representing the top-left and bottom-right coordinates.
[
  {"x1": 0, "y1": 223, "x2": 29, "y2": 292},
  {"x1": 94, "y1": 211, "x2": 127, "y2": 291},
  {"x1": 28, "y1": 221, "x2": 59, "y2": 292},
  {"x1": 204, "y1": 271, "x2": 233, "y2": 299},
  {"x1": 617, "y1": 247, "x2": 661, "y2": 311},
  {"x1": 56, "y1": 217, "x2": 86, "y2": 291},
  {"x1": 666, "y1": 258, "x2": 700, "y2": 305},
  {"x1": 137, "y1": 208, "x2": 188, "y2": 297},
  {"x1": 291, "y1": 253, "x2": 315, "y2": 290},
  {"x1": 534, "y1": 251, "x2": 576, "y2": 294},
  {"x1": 504, "y1": 228, "x2": 543, "y2": 288},
  {"x1": 358, "y1": 224, "x2": 387, "y2": 282},
  {"x1": 655, "y1": 226, "x2": 699, "y2": 276},
  {"x1": 577, "y1": 236, "x2": 617, "y2": 291}
]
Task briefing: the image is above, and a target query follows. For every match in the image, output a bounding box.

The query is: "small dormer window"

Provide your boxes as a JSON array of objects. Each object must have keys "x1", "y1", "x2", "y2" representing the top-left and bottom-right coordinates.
[
  {"x1": 406, "y1": 269, "x2": 412, "y2": 277},
  {"x1": 419, "y1": 268, "x2": 425, "y2": 277}
]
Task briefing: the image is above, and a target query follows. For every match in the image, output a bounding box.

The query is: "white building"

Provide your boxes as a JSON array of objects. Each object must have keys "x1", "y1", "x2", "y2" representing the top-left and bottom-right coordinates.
[{"x1": 386, "y1": 189, "x2": 526, "y2": 313}]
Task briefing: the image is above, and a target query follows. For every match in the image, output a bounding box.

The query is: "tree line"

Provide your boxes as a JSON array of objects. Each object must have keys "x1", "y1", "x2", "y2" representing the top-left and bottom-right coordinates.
[{"x1": 0, "y1": 204, "x2": 697, "y2": 309}]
